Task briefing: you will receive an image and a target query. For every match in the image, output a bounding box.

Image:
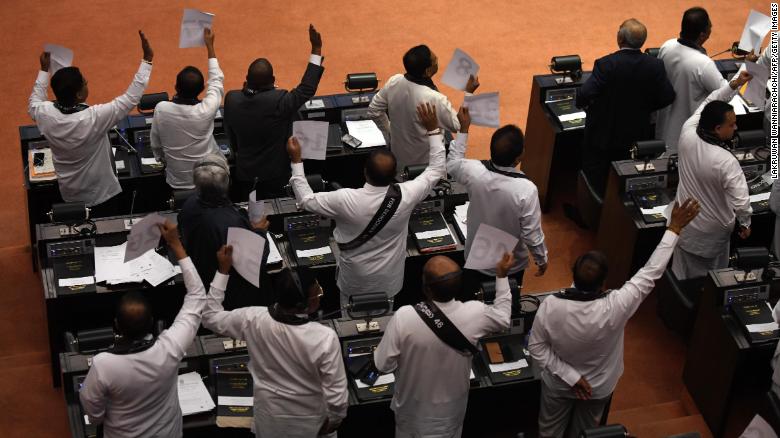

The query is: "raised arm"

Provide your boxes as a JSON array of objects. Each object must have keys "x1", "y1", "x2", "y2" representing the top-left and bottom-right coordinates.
[
  {"x1": 28, "y1": 52, "x2": 51, "y2": 121},
  {"x1": 401, "y1": 103, "x2": 446, "y2": 205},
  {"x1": 155, "y1": 221, "x2": 206, "y2": 358},
  {"x1": 278, "y1": 24, "x2": 325, "y2": 116},
  {"x1": 91, "y1": 31, "x2": 154, "y2": 133},
  {"x1": 610, "y1": 200, "x2": 699, "y2": 322},
  {"x1": 200, "y1": 245, "x2": 258, "y2": 339},
  {"x1": 445, "y1": 106, "x2": 476, "y2": 184},
  {"x1": 683, "y1": 71, "x2": 752, "y2": 131},
  {"x1": 287, "y1": 136, "x2": 347, "y2": 217},
  {"x1": 198, "y1": 28, "x2": 225, "y2": 117},
  {"x1": 477, "y1": 253, "x2": 514, "y2": 336}
]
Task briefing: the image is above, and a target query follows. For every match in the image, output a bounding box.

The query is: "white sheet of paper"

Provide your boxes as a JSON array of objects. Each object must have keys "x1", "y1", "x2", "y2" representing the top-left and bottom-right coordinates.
[
  {"x1": 95, "y1": 243, "x2": 141, "y2": 284},
  {"x1": 248, "y1": 191, "x2": 266, "y2": 223},
  {"x1": 464, "y1": 92, "x2": 500, "y2": 128},
  {"x1": 743, "y1": 61, "x2": 770, "y2": 108},
  {"x1": 454, "y1": 202, "x2": 469, "y2": 240},
  {"x1": 489, "y1": 359, "x2": 529, "y2": 373},
  {"x1": 44, "y1": 44, "x2": 74, "y2": 75},
  {"x1": 124, "y1": 213, "x2": 166, "y2": 262},
  {"x1": 354, "y1": 373, "x2": 395, "y2": 388},
  {"x1": 346, "y1": 120, "x2": 386, "y2": 147},
  {"x1": 217, "y1": 396, "x2": 253, "y2": 407},
  {"x1": 464, "y1": 223, "x2": 519, "y2": 270},
  {"x1": 415, "y1": 229, "x2": 451, "y2": 240},
  {"x1": 141, "y1": 157, "x2": 161, "y2": 166},
  {"x1": 558, "y1": 111, "x2": 587, "y2": 122},
  {"x1": 293, "y1": 120, "x2": 329, "y2": 160},
  {"x1": 741, "y1": 414, "x2": 778, "y2": 438},
  {"x1": 730, "y1": 94, "x2": 748, "y2": 115},
  {"x1": 738, "y1": 10, "x2": 772, "y2": 55},
  {"x1": 179, "y1": 9, "x2": 214, "y2": 49},
  {"x1": 178, "y1": 372, "x2": 216, "y2": 416},
  {"x1": 441, "y1": 48, "x2": 480, "y2": 91},
  {"x1": 751, "y1": 192, "x2": 771, "y2": 202},
  {"x1": 305, "y1": 99, "x2": 325, "y2": 109},
  {"x1": 227, "y1": 227, "x2": 265, "y2": 288},
  {"x1": 640, "y1": 205, "x2": 668, "y2": 216},
  {"x1": 296, "y1": 246, "x2": 332, "y2": 258},
  {"x1": 130, "y1": 250, "x2": 176, "y2": 287},
  {"x1": 58, "y1": 276, "x2": 95, "y2": 287},
  {"x1": 469, "y1": 370, "x2": 476, "y2": 380},
  {"x1": 746, "y1": 322, "x2": 779, "y2": 333},
  {"x1": 267, "y1": 235, "x2": 283, "y2": 264},
  {"x1": 115, "y1": 161, "x2": 125, "y2": 171}
]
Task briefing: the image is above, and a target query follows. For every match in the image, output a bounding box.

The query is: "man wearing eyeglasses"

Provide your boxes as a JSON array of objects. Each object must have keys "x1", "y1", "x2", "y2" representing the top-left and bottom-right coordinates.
[{"x1": 202, "y1": 262, "x2": 348, "y2": 437}]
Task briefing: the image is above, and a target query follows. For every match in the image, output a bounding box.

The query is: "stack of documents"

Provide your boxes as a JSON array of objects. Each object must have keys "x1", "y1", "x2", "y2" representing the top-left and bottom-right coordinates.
[
  {"x1": 178, "y1": 372, "x2": 216, "y2": 416},
  {"x1": 28, "y1": 147, "x2": 56, "y2": 181},
  {"x1": 345, "y1": 120, "x2": 386, "y2": 148},
  {"x1": 94, "y1": 243, "x2": 177, "y2": 287},
  {"x1": 453, "y1": 202, "x2": 469, "y2": 240}
]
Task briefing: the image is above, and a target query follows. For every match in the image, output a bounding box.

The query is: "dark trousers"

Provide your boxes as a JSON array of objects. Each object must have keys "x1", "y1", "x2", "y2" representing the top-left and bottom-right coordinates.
[
  {"x1": 581, "y1": 147, "x2": 631, "y2": 198},
  {"x1": 236, "y1": 176, "x2": 290, "y2": 201}
]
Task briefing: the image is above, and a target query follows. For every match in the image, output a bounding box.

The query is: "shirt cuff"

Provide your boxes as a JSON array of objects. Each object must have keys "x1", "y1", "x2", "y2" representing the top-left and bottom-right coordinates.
[
  {"x1": 291, "y1": 162, "x2": 305, "y2": 175},
  {"x1": 178, "y1": 256, "x2": 195, "y2": 272},
  {"x1": 456, "y1": 132, "x2": 469, "y2": 142},
  {"x1": 37, "y1": 70, "x2": 49, "y2": 83},
  {"x1": 661, "y1": 229, "x2": 679, "y2": 244},
  {"x1": 494, "y1": 276, "x2": 510, "y2": 291},
  {"x1": 211, "y1": 271, "x2": 229, "y2": 291},
  {"x1": 427, "y1": 133, "x2": 444, "y2": 148},
  {"x1": 208, "y1": 57, "x2": 220, "y2": 68},
  {"x1": 138, "y1": 60, "x2": 153, "y2": 74},
  {"x1": 309, "y1": 54, "x2": 322, "y2": 66},
  {"x1": 559, "y1": 367, "x2": 582, "y2": 387}
]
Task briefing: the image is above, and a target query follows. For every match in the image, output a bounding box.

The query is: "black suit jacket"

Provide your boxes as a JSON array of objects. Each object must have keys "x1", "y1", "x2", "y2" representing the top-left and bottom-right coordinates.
[
  {"x1": 224, "y1": 62, "x2": 325, "y2": 183},
  {"x1": 576, "y1": 49, "x2": 675, "y2": 157},
  {"x1": 177, "y1": 196, "x2": 270, "y2": 310}
]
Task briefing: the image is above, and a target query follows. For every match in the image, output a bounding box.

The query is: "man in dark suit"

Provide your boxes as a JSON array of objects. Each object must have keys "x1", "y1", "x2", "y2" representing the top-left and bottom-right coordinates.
[
  {"x1": 224, "y1": 24, "x2": 325, "y2": 200},
  {"x1": 576, "y1": 18, "x2": 675, "y2": 197}
]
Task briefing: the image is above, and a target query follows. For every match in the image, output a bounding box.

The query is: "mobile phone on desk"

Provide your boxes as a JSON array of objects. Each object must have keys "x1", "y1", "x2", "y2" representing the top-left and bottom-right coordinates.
[
  {"x1": 342, "y1": 134, "x2": 362, "y2": 148},
  {"x1": 33, "y1": 152, "x2": 45, "y2": 167}
]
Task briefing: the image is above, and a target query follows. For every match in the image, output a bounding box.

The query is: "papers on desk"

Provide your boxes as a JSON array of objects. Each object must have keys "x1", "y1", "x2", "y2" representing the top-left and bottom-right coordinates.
[
  {"x1": 141, "y1": 157, "x2": 162, "y2": 166},
  {"x1": 44, "y1": 43, "x2": 73, "y2": 75},
  {"x1": 345, "y1": 120, "x2": 386, "y2": 148},
  {"x1": 463, "y1": 92, "x2": 500, "y2": 128},
  {"x1": 115, "y1": 160, "x2": 126, "y2": 171},
  {"x1": 415, "y1": 228, "x2": 452, "y2": 240},
  {"x1": 743, "y1": 61, "x2": 770, "y2": 108},
  {"x1": 354, "y1": 373, "x2": 395, "y2": 388},
  {"x1": 217, "y1": 396, "x2": 253, "y2": 407},
  {"x1": 292, "y1": 120, "x2": 329, "y2": 160},
  {"x1": 558, "y1": 111, "x2": 587, "y2": 123},
  {"x1": 178, "y1": 372, "x2": 216, "y2": 416},
  {"x1": 464, "y1": 223, "x2": 519, "y2": 270},
  {"x1": 454, "y1": 202, "x2": 469, "y2": 240},
  {"x1": 124, "y1": 213, "x2": 166, "y2": 262},
  {"x1": 296, "y1": 246, "x2": 332, "y2": 259},
  {"x1": 95, "y1": 243, "x2": 177, "y2": 286},
  {"x1": 305, "y1": 99, "x2": 325, "y2": 110},
  {"x1": 58, "y1": 276, "x2": 95, "y2": 288},
  {"x1": 750, "y1": 192, "x2": 771, "y2": 203},
  {"x1": 639, "y1": 205, "x2": 668, "y2": 216},
  {"x1": 179, "y1": 8, "x2": 214, "y2": 48},
  {"x1": 738, "y1": 10, "x2": 772, "y2": 55},
  {"x1": 488, "y1": 359, "x2": 529, "y2": 373},
  {"x1": 441, "y1": 48, "x2": 480, "y2": 91},
  {"x1": 227, "y1": 227, "x2": 265, "y2": 288},
  {"x1": 248, "y1": 191, "x2": 266, "y2": 223},
  {"x1": 729, "y1": 94, "x2": 748, "y2": 115},
  {"x1": 746, "y1": 322, "x2": 780, "y2": 333},
  {"x1": 28, "y1": 148, "x2": 57, "y2": 181},
  {"x1": 267, "y1": 235, "x2": 283, "y2": 265}
]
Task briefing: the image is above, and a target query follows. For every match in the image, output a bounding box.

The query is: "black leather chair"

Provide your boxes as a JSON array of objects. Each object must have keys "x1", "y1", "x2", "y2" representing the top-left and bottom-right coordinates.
[
  {"x1": 656, "y1": 267, "x2": 706, "y2": 341},
  {"x1": 577, "y1": 170, "x2": 603, "y2": 230}
]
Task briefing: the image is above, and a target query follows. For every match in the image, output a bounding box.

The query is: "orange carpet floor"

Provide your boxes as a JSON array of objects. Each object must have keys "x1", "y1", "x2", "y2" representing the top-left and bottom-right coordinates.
[{"x1": 0, "y1": 1, "x2": 770, "y2": 436}]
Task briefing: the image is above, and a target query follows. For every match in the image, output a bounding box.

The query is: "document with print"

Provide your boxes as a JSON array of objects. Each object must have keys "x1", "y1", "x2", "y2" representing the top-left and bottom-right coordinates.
[
  {"x1": 442, "y1": 48, "x2": 480, "y2": 91},
  {"x1": 44, "y1": 44, "x2": 74, "y2": 75},
  {"x1": 738, "y1": 10, "x2": 772, "y2": 55},
  {"x1": 464, "y1": 223, "x2": 518, "y2": 270},
  {"x1": 293, "y1": 120, "x2": 329, "y2": 160},
  {"x1": 248, "y1": 191, "x2": 267, "y2": 223},
  {"x1": 179, "y1": 8, "x2": 214, "y2": 48},
  {"x1": 464, "y1": 92, "x2": 500, "y2": 128},
  {"x1": 124, "y1": 213, "x2": 166, "y2": 262},
  {"x1": 226, "y1": 227, "x2": 265, "y2": 288}
]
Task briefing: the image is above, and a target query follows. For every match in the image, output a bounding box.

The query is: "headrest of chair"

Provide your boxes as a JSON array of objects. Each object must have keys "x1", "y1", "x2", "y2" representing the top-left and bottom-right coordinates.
[{"x1": 138, "y1": 92, "x2": 170, "y2": 113}]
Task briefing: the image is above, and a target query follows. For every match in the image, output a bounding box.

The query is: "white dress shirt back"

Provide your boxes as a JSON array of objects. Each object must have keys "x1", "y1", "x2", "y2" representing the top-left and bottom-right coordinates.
[
  {"x1": 79, "y1": 257, "x2": 206, "y2": 438},
  {"x1": 374, "y1": 277, "x2": 512, "y2": 436},
  {"x1": 28, "y1": 62, "x2": 152, "y2": 206},
  {"x1": 447, "y1": 132, "x2": 548, "y2": 275},
  {"x1": 529, "y1": 231, "x2": 678, "y2": 400},
  {"x1": 675, "y1": 83, "x2": 752, "y2": 258},
  {"x1": 151, "y1": 58, "x2": 225, "y2": 189},
  {"x1": 289, "y1": 134, "x2": 446, "y2": 297},
  {"x1": 201, "y1": 279, "x2": 348, "y2": 437},
  {"x1": 655, "y1": 39, "x2": 728, "y2": 153},
  {"x1": 368, "y1": 74, "x2": 459, "y2": 171}
]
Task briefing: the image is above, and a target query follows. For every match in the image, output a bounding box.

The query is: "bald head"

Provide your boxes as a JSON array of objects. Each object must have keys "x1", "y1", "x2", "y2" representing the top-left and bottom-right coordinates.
[
  {"x1": 423, "y1": 256, "x2": 462, "y2": 302},
  {"x1": 364, "y1": 149, "x2": 397, "y2": 186},
  {"x1": 246, "y1": 58, "x2": 274, "y2": 90},
  {"x1": 617, "y1": 18, "x2": 647, "y2": 49},
  {"x1": 115, "y1": 291, "x2": 153, "y2": 341}
]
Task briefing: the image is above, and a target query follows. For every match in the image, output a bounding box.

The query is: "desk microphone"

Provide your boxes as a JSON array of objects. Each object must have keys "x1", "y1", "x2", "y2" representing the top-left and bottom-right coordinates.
[
  {"x1": 112, "y1": 128, "x2": 138, "y2": 154},
  {"x1": 710, "y1": 42, "x2": 750, "y2": 59},
  {"x1": 128, "y1": 190, "x2": 138, "y2": 226}
]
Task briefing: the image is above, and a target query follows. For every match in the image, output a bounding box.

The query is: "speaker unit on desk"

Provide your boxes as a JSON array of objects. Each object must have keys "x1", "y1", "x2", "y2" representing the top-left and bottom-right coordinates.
[
  {"x1": 48, "y1": 202, "x2": 96, "y2": 237},
  {"x1": 630, "y1": 140, "x2": 666, "y2": 172},
  {"x1": 549, "y1": 55, "x2": 582, "y2": 83},
  {"x1": 345, "y1": 73, "x2": 378, "y2": 93},
  {"x1": 644, "y1": 47, "x2": 660, "y2": 57}
]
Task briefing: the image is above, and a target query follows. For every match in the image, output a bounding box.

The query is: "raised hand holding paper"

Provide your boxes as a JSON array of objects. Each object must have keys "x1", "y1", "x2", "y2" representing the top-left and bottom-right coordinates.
[
  {"x1": 124, "y1": 213, "x2": 166, "y2": 262},
  {"x1": 463, "y1": 92, "x2": 500, "y2": 128},
  {"x1": 44, "y1": 44, "x2": 73, "y2": 75},
  {"x1": 292, "y1": 121, "x2": 329, "y2": 160},
  {"x1": 179, "y1": 9, "x2": 214, "y2": 48},
  {"x1": 442, "y1": 48, "x2": 480, "y2": 91},
  {"x1": 248, "y1": 191, "x2": 267, "y2": 223},
  {"x1": 743, "y1": 61, "x2": 769, "y2": 108},
  {"x1": 226, "y1": 227, "x2": 265, "y2": 288},
  {"x1": 738, "y1": 10, "x2": 772, "y2": 55},
  {"x1": 464, "y1": 223, "x2": 519, "y2": 270}
]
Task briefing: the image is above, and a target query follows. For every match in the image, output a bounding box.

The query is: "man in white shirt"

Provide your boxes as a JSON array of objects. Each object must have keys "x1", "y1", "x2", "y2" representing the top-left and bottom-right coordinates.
[
  {"x1": 447, "y1": 107, "x2": 548, "y2": 295},
  {"x1": 655, "y1": 7, "x2": 728, "y2": 153},
  {"x1": 79, "y1": 221, "x2": 222, "y2": 438},
  {"x1": 374, "y1": 252, "x2": 515, "y2": 437},
  {"x1": 287, "y1": 103, "x2": 446, "y2": 307},
  {"x1": 671, "y1": 71, "x2": 753, "y2": 280},
  {"x1": 529, "y1": 199, "x2": 700, "y2": 437},
  {"x1": 29, "y1": 31, "x2": 154, "y2": 214},
  {"x1": 151, "y1": 28, "x2": 224, "y2": 190},
  {"x1": 368, "y1": 45, "x2": 477, "y2": 171},
  {"x1": 202, "y1": 264, "x2": 348, "y2": 437}
]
